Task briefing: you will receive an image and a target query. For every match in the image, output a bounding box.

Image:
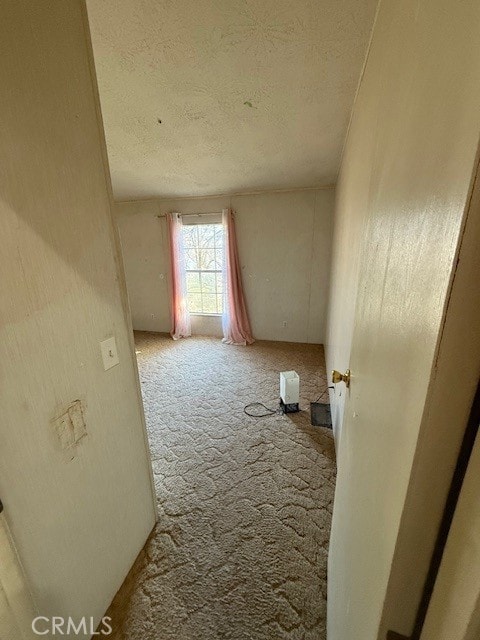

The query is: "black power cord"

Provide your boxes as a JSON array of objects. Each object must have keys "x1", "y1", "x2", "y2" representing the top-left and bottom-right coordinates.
[
  {"x1": 312, "y1": 385, "x2": 335, "y2": 403},
  {"x1": 243, "y1": 402, "x2": 281, "y2": 418}
]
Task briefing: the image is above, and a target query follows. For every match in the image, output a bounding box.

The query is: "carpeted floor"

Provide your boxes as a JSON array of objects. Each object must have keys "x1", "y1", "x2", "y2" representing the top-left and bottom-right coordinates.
[{"x1": 106, "y1": 332, "x2": 336, "y2": 640}]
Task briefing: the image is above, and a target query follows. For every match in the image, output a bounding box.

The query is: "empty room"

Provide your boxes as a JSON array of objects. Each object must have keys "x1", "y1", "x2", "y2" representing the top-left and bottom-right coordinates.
[{"x1": 1, "y1": 2, "x2": 480, "y2": 640}]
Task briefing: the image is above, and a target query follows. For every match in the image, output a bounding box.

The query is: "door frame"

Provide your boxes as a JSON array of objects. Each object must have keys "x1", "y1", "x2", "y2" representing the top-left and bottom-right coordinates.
[{"x1": 387, "y1": 381, "x2": 480, "y2": 640}]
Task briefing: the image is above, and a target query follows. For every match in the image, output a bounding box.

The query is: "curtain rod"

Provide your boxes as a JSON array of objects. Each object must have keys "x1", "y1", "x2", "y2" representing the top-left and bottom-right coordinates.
[{"x1": 156, "y1": 211, "x2": 223, "y2": 218}]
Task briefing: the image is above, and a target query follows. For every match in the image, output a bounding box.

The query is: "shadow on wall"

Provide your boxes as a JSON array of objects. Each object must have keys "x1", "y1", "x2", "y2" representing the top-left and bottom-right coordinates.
[{"x1": 1, "y1": 1, "x2": 119, "y2": 311}]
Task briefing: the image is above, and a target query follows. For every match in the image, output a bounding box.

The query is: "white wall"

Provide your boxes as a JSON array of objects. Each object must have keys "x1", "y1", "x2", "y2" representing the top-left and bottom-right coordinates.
[
  {"x1": 324, "y1": 176, "x2": 368, "y2": 440},
  {"x1": 116, "y1": 189, "x2": 334, "y2": 343},
  {"x1": 114, "y1": 199, "x2": 172, "y2": 334},
  {"x1": 0, "y1": 0, "x2": 155, "y2": 633}
]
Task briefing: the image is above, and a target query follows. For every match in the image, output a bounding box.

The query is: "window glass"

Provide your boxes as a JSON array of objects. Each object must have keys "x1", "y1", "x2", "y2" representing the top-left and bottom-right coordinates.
[{"x1": 182, "y1": 223, "x2": 224, "y2": 314}]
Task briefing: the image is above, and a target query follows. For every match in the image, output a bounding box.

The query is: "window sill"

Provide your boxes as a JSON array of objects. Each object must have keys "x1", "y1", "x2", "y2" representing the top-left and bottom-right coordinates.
[{"x1": 190, "y1": 313, "x2": 222, "y2": 318}]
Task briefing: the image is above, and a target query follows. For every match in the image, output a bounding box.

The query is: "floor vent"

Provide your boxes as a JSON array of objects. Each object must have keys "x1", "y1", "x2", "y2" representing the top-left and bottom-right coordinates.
[{"x1": 310, "y1": 402, "x2": 332, "y2": 428}]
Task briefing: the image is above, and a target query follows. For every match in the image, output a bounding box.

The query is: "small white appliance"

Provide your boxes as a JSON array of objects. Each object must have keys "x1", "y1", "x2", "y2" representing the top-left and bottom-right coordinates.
[{"x1": 280, "y1": 370, "x2": 300, "y2": 413}]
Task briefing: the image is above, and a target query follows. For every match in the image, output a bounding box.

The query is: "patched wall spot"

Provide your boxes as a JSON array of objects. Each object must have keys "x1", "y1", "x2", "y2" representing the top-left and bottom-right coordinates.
[{"x1": 52, "y1": 400, "x2": 87, "y2": 450}]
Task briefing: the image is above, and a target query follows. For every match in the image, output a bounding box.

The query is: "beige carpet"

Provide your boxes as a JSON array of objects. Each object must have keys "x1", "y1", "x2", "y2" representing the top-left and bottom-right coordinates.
[{"x1": 107, "y1": 332, "x2": 336, "y2": 640}]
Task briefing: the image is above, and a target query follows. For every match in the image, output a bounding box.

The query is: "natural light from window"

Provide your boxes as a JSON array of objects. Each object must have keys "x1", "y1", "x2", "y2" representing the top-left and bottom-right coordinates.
[{"x1": 182, "y1": 223, "x2": 224, "y2": 315}]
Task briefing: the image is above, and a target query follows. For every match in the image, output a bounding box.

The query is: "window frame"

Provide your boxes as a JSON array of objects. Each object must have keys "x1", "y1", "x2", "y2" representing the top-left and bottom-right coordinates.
[{"x1": 182, "y1": 219, "x2": 224, "y2": 317}]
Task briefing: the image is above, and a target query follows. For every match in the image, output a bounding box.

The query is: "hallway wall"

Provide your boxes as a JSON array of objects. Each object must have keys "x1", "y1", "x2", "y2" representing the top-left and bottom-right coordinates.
[
  {"x1": 115, "y1": 188, "x2": 334, "y2": 343},
  {"x1": 0, "y1": 0, "x2": 155, "y2": 631}
]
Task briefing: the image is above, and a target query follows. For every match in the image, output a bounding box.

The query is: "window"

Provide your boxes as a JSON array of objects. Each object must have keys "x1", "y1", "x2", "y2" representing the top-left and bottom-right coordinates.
[{"x1": 182, "y1": 223, "x2": 224, "y2": 315}]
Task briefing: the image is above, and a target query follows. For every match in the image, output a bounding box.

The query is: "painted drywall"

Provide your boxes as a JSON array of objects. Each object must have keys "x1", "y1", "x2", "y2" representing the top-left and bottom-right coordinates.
[
  {"x1": 0, "y1": 0, "x2": 155, "y2": 634},
  {"x1": 325, "y1": 0, "x2": 480, "y2": 638},
  {"x1": 86, "y1": 0, "x2": 377, "y2": 199},
  {"x1": 115, "y1": 189, "x2": 334, "y2": 344},
  {"x1": 114, "y1": 199, "x2": 172, "y2": 335}
]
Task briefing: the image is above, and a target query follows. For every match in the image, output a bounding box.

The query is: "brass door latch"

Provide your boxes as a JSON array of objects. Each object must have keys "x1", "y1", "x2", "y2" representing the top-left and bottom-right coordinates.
[{"x1": 331, "y1": 369, "x2": 350, "y2": 388}]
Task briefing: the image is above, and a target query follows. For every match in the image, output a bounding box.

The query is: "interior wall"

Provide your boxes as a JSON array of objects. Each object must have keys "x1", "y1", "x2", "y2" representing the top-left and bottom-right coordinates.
[
  {"x1": 0, "y1": 0, "x2": 155, "y2": 633},
  {"x1": 324, "y1": 174, "x2": 369, "y2": 441},
  {"x1": 115, "y1": 188, "x2": 334, "y2": 343},
  {"x1": 324, "y1": 0, "x2": 480, "y2": 637}
]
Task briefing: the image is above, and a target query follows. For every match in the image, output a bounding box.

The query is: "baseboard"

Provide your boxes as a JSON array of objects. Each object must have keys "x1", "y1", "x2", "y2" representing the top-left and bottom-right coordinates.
[{"x1": 386, "y1": 632, "x2": 410, "y2": 640}]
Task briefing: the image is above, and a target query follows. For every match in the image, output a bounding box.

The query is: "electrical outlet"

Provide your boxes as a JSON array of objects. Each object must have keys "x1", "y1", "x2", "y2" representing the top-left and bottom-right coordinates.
[
  {"x1": 282, "y1": 321, "x2": 287, "y2": 328},
  {"x1": 100, "y1": 336, "x2": 119, "y2": 371}
]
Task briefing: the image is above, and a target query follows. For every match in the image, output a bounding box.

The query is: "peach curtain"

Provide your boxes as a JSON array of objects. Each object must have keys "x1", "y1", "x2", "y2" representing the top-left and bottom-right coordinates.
[
  {"x1": 167, "y1": 213, "x2": 191, "y2": 340},
  {"x1": 222, "y1": 209, "x2": 254, "y2": 345}
]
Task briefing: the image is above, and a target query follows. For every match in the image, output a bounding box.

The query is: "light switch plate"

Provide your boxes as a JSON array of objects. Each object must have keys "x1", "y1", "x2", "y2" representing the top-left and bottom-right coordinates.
[{"x1": 100, "y1": 336, "x2": 119, "y2": 370}]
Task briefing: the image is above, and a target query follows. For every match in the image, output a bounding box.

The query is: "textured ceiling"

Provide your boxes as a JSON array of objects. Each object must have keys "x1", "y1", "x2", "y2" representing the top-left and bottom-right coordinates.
[{"x1": 86, "y1": 0, "x2": 377, "y2": 200}]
